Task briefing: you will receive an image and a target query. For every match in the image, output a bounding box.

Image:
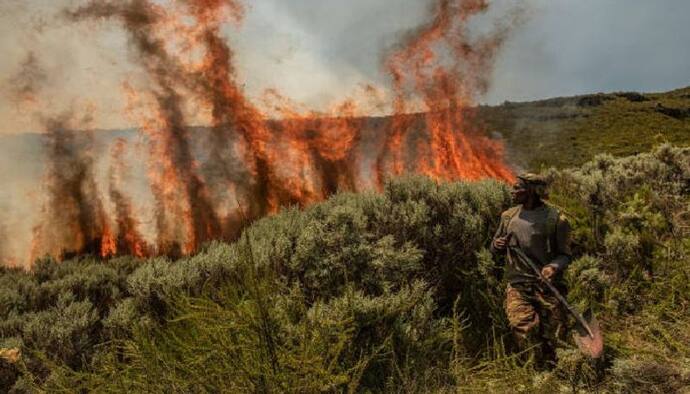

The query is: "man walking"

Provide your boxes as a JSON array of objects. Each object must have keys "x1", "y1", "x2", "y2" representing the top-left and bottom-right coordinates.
[{"x1": 492, "y1": 173, "x2": 573, "y2": 366}]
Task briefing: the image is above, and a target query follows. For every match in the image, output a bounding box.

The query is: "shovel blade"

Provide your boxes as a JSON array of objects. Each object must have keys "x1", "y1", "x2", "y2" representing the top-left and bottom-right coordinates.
[{"x1": 572, "y1": 309, "x2": 604, "y2": 359}]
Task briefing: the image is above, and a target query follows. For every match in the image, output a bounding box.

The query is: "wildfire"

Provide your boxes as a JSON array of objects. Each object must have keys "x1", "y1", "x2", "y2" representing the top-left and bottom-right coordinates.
[
  {"x1": 29, "y1": 116, "x2": 114, "y2": 262},
  {"x1": 379, "y1": 0, "x2": 515, "y2": 184},
  {"x1": 108, "y1": 138, "x2": 150, "y2": 258},
  {"x1": 21, "y1": 0, "x2": 517, "y2": 265},
  {"x1": 100, "y1": 223, "x2": 117, "y2": 258}
]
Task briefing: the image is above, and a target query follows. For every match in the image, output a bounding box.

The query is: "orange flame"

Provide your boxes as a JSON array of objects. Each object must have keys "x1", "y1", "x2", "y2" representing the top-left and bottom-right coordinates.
[
  {"x1": 100, "y1": 222, "x2": 117, "y2": 258},
  {"x1": 108, "y1": 138, "x2": 151, "y2": 258},
  {"x1": 19, "y1": 0, "x2": 518, "y2": 266},
  {"x1": 380, "y1": 0, "x2": 515, "y2": 185}
]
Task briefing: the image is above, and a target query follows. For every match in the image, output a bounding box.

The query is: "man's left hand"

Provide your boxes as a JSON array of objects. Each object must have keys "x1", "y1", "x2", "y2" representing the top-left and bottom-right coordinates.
[{"x1": 541, "y1": 265, "x2": 557, "y2": 281}]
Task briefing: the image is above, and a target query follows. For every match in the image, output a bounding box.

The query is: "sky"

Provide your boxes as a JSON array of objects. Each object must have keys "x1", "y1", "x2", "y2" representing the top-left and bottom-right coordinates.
[{"x1": 1, "y1": 0, "x2": 689, "y2": 134}]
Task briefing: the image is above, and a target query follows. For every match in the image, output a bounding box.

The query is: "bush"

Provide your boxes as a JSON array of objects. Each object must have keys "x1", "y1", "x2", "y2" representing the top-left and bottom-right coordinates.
[
  {"x1": 1, "y1": 146, "x2": 689, "y2": 392},
  {"x1": 22, "y1": 293, "x2": 99, "y2": 369},
  {"x1": 564, "y1": 255, "x2": 611, "y2": 310}
]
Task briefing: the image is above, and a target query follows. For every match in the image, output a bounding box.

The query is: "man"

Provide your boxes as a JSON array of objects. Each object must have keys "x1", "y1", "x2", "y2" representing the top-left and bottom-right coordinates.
[{"x1": 491, "y1": 173, "x2": 572, "y2": 366}]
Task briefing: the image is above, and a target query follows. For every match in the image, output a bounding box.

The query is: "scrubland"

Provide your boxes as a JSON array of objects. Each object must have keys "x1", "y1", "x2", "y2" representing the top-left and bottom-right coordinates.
[{"x1": 0, "y1": 145, "x2": 688, "y2": 393}]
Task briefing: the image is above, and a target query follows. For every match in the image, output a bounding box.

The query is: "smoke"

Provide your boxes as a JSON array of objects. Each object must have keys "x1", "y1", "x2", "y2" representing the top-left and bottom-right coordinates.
[
  {"x1": 3, "y1": 46, "x2": 111, "y2": 262},
  {"x1": 107, "y1": 138, "x2": 149, "y2": 257},
  {"x1": 3, "y1": 0, "x2": 520, "y2": 267},
  {"x1": 67, "y1": 0, "x2": 226, "y2": 256},
  {"x1": 0, "y1": 52, "x2": 47, "y2": 265},
  {"x1": 0, "y1": 214, "x2": 6, "y2": 265},
  {"x1": 64, "y1": 0, "x2": 370, "y2": 252},
  {"x1": 377, "y1": 0, "x2": 519, "y2": 184},
  {"x1": 30, "y1": 114, "x2": 108, "y2": 260},
  {"x1": 7, "y1": 52, "x2": 47, "y2": 107}
]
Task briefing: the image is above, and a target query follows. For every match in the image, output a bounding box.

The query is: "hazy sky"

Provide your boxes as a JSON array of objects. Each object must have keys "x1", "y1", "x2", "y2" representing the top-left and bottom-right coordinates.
[{"x1": 1, "y1": 0, "x2": 689, "y2": 133}]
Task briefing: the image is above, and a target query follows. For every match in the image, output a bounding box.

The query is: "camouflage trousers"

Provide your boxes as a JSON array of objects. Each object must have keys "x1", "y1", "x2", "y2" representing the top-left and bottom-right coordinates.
[{"x1": 505, "y1": 283, "x2": 568, "y2": 364}]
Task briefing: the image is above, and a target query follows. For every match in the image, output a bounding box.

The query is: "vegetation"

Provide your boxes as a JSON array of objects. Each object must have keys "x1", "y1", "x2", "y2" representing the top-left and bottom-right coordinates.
[
  {"x1": 478, "y1": 86, "x2": 690, "y2": 170},
  {"x1": 0, "y1": 145, "x2": 688, "y2": 393}
]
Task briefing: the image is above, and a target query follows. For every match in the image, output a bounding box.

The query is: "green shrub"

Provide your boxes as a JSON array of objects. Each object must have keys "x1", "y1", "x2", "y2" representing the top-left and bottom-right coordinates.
[
  {"x1": 1, "y1": 146, "x2": 689, "y2": 392},
  {"x1": 0, "y1": 270, "x2": 40, "y2": 320},
  {"x1": 39, "y1": 263, "x2": 124, "y2": 315},
  {"x1": 22, "y1": 293, "x2": 99, "y2": 369},
  {"x1": 564, "y1": 255, "x2": 611, "y2": 310}
]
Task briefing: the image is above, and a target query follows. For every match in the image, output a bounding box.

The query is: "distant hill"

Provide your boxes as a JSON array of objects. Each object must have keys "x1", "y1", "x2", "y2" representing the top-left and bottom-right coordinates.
[{"x1": 477, "y1": 86, "x2": 690, "y2": 170}]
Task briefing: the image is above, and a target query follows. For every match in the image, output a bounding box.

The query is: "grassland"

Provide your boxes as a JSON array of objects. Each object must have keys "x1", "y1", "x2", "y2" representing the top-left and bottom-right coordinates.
[{"x1": 477, "y1": 86, "x2": 690, "y2": 170}]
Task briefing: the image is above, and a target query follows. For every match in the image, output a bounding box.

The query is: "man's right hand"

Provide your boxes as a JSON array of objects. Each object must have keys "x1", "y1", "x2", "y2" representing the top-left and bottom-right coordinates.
[{"x1": 493, "y1": 236, "x2": 508, "y2": 251}]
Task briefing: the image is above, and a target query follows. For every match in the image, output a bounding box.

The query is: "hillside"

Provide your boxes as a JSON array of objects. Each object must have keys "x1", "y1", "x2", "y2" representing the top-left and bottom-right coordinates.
[
  {"x1": 1, "y1": 145, "x2": 688, "y2": 392},
  {"x1": 477, "y1": 86, "x2": 690, "y2": 170}
]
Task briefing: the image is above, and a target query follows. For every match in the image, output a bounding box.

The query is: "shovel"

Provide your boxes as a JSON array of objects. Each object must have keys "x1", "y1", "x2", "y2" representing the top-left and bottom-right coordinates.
[{"x1": 507, "y1": 243, "x2": 604, "y2": 359}]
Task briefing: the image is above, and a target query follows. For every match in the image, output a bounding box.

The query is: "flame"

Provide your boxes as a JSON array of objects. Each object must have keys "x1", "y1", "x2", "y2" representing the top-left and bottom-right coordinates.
[
  {"x1": 108, "y1": 138, "x2": 150, "y2": 258},
  {"x1": 17, "y1": 0, "x2": 518, "y2": 267},
  {"x1": 29, "y1": 116, "x2": 110, "y2": 262},
  {"x1": 100, "y1": 222, "x2": 117, "y2": 258},
  {"x1": 380, "y1": 0, "x2": 515, "y2": 184}
]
